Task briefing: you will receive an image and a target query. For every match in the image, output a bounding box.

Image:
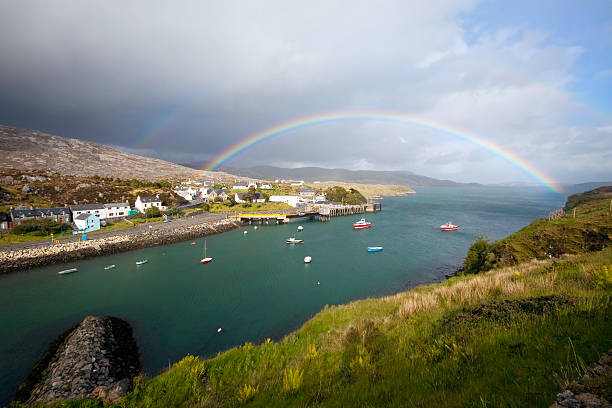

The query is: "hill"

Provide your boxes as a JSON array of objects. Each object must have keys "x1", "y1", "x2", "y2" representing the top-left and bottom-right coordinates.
[
  {"x1": 14, "y1": 187, "x2": 612, "y2": 407},
  {"x1": 213, "y1": 165, "x2": 480, "y2": 187},
  {"x1": 0, "y1": 125, "x2": 205, "y2": 181}
]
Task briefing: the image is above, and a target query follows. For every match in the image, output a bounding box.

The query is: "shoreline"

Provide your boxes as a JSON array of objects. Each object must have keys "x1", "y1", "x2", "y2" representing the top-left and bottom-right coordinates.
[{"x1": 0, "y1": 215, "x2": 242, "y2": 274}]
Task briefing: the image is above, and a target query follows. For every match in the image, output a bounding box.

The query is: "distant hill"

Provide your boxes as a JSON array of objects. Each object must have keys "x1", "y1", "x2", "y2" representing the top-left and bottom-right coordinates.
[
  {"x1": 212, "y1": 165, "x2": 480, "y2": 187},
  {"x1": 0, "y1": 125, "x2": 205, "y2": 180}
]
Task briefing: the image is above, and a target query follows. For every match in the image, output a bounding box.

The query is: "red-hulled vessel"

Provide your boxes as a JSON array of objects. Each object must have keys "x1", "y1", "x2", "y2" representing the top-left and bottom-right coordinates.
[
  {"x1": 440, "y1": 222, "x2": 458, "y2": 231},
  {"x1": 353, "y1": 218, "x2": 372, "y2": 229}
]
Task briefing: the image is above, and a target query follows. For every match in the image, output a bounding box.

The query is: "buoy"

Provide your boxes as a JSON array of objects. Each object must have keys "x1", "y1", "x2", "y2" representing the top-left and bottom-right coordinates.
[
  {"x1": 317, "y1": 281, "x2": 320, "y2": 286},
  {"x1": 217, "y1": 327, "x2": 223, "y2": 333},
  {"x1": 191, "y1": 242, "x2": 196, "y2": 245},
  {"x1": 244, "y1": 231, "x2": 248, "y2": 235},
  {"x1": 254, "y1": 226, "x2": 258, "y2": 230}
]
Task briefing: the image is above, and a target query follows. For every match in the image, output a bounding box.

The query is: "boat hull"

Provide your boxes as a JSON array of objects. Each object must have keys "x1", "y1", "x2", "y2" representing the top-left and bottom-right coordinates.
[
  {"x1": 353, "y1": 223, "x2": 371, "y2": 229},
  {"x1": 201, "y1": 258, "x2": 213, "y2": 264},
  {"x1": 367, "y1": 247, "x2": 383, "y2": 252}
]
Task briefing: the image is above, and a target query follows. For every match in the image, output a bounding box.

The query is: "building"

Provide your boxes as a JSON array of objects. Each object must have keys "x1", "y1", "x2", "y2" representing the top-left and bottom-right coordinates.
[
  {"x1": 74, "y1": 213, "x2": 100, "y2": 232},
  {"x1": 269, "y1": 195, "x2": 303, "y2": 207},
  {"x1": 299, "y1": 187, "x2": 315, "y2": 198},
  {"x1": 70, "y1": 204, "x2": 106, "y2": 220},
  {"x1": 0, "y1": 213, "x2": 11, "y2": 230},
  {"x1": 259, "y1": 184, "x2": 273, "y2": 189},
  {"x1": 103, "y1": 202, "x2": 131, "y2": 218},
  {"x1": 206, "y1": 189, "x2": 228, "y2": 203},
  {"x1": 235, "y1": 192, "x2": 265, "y2": 204},
  {"x1": 290, "y1": 180, "x2": 304, "y2": 186},
  {"x1": 135, "y1": 195, "x2": 162, "y2": 213},
  {"x1": 314, "y1": 194, "x2": 327, "y2": 202},
  {"x1": 10, "y1": 207, "x2": 72, "y2": 226},
  {"x1": 232, "y1": 182, "x2": 249, "y2": 190},
  {"x1": 248, "y1": 181, "x2": 258, "y2": 189},
  {"x1": 174, "y1": 186, "x2": 197, "y2": 201}
]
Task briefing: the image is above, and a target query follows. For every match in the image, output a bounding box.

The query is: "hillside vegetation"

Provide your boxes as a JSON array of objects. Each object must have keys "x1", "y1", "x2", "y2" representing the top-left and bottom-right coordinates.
[{"x1": 11, "y1": 188, "x2": 612, "y2": 408}]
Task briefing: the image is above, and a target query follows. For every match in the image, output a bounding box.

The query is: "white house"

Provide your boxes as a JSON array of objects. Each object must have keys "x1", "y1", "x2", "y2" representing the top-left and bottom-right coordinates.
[
  {"x1": 135, "y1": 195, "x2": 162, "y2": 213},
  {"x1": 299, "y1": 187, "x2": 315, "y2": 198},
  {"x1": 290, "y1": 180, "x2": 304, "y2": 186},
  {"x1": 259, "y1": 184, "x2": 273, "y2": 189},
  {"x1": 269, "y1": 195, "x2": 303, "y2": 207},
  {"x1": 206, "y1": 189, "x2": 228, "y2": 203},
  {"x1": 232, "y1": 182, "x2": 249, "y2": 190},
  {"x1": 235, "y1": 192, "x2": 266, "y2": 204},
  {"x1": 103, "y1": 202, "x2": 130, "y2": 218},
  {"x1": 70, "y1": 204, "x2": 106, "y2": 220},
  {"x1": 74, "y1": 213, "x2": 100, "y2": 232},
  {"x1": 314, "y1": 194, "x2": 327, "y2": 202},
  {"x1": 248, "y1": 181, "x2": 258, "y2": 189}
]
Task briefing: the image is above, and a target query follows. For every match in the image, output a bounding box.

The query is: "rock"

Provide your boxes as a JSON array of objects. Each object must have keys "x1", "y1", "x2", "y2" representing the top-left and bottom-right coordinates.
[
  {"x1": 76, "y1": 183, "x2": 91, "y2": 189},
  {"x1": 1, "y1": 175, "x2": 14, "y2": 184},
  {"x1": 22, "y1": 184, "x2": 31, "y2": 193}
]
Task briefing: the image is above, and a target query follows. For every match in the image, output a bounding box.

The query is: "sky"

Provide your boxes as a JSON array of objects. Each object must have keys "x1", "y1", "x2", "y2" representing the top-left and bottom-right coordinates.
[{"x1": 0, "y1": 0, "x2": 611, "y2": 185}]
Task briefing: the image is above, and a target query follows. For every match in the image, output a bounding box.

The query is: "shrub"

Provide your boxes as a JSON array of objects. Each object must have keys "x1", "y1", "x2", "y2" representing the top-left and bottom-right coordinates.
[
  {"x1": 12, "y1": 218, "x2": 63, "y2": 236},
  {"x1": 593, "y1": 265, "x2": 612, "y2": 289},
  {"x1": 305, "y1": 344, "x2": 318, "y2": 360},
  {"x1": 237, "y1": 384, "x2": 258, "y2": 403},
  {"x1": 282, "y1": 367, "x2": 303, "y2": 394},
  {"x1": 199, "y1": 203, "x2": 210, "y2": 212},
  {"x1": 145, "y1": 206, "x2": 160, "y2": 218},
  {"x1": 463, "y1": 236, "x2": 494, "y2": 274}
]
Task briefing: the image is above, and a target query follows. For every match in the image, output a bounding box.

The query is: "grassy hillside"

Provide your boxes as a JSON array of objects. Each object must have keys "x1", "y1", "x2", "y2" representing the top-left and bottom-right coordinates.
[{"x1": 11, "y1": 188, "x2": 612, "y2": 408}]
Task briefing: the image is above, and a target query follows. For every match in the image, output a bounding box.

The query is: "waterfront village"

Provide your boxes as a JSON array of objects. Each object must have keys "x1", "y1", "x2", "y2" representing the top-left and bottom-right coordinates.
[{"x1": 0, "y1": 174, "x2": 382, "y2": 242}]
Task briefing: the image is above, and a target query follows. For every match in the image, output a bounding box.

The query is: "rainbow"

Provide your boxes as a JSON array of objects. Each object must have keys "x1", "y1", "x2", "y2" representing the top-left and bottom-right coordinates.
[{"x1": 203, "y1": 112, "x2": 562, "y2": 193}]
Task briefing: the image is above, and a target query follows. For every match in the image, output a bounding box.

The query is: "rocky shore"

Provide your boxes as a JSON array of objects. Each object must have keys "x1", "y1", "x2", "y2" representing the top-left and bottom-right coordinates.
[
  {"x1": 0, "y1": 217, "x2": 241, "y2": 274},
  {"x1": 14, "y1": 316, "x2": 140, "y2": 404}
]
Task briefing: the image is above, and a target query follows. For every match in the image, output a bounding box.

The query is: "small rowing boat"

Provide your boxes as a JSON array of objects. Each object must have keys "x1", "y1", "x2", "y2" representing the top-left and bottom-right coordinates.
[
  {"x1": 104, "y1": 264, "x2": 116, "y2": 270},
  {"x1": 286, "y1": 237, "x2": 304, "y2": 244},
  {"x1": 304, "y1": 256, "x2": 312, "y2": 263},
  {"x1": 135, "y1": 259, "x2": 148, "y2": 265},
  {"x1": 367, "y1": 247, "x2": 383, "y2": 252},
  {"x1": 58, "y1": 268, "x2": 78, "y2": 275}
]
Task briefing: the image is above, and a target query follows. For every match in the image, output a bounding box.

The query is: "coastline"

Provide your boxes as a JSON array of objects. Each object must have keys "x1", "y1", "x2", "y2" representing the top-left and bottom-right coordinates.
[{"x1": 0, "y1": 215, "x2": 242, "y2": 274}]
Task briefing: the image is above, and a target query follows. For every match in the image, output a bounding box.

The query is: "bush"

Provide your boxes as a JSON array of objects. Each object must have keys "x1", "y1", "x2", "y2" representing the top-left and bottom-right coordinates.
[
  {"x1": 199, "y1": 203, "x2": 210, "y2": 212},
  {"x1": 145, "y1": 206, "x2": 160, "y2": 218},
  {"x1": 167, "y1": 206, "x2": 182, "y2": 217},
  {"x1": 463, "y1": 236, "x2": 494, "y2": 274},
  {"x1": 322, "y1": 186, "x2": 366, "y2": 205},
  {"x1": 12, "y1": 218, "x2": 64, "y2": 236},
  {"x1": 282, "y1": 367, "x2": 303, "y2": 395}
]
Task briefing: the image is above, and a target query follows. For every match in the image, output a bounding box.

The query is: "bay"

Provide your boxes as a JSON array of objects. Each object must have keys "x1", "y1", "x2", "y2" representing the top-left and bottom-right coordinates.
[{"x1": 0, "y1": 186, "x2": 565, "y2": 404}]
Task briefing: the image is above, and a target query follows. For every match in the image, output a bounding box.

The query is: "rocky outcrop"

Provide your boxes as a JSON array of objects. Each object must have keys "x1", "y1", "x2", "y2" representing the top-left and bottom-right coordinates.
[
  {"x1": 550, "y1": 349, "x2": 612, "y2": 408},
  {"x1": 15, "y1": 316, "x2": 139, "y2": 404},
  {"x1": 0, "y1": 218, "x2": 241, "y2": 273}
]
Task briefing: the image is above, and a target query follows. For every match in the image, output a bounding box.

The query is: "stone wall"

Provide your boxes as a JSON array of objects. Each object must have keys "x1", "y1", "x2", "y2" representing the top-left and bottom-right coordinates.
[
  {"x1": 15, "y1": 316, "x2": 140, "y2": 404},
  {"x1": 0, "y1": 218, "x2": 241, "y2": 273}
]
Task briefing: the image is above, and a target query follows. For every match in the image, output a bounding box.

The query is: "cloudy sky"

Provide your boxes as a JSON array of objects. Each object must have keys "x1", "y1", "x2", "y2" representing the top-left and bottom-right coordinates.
[{"x1": 1, "y1": 0, "x2": 611, "y2": 184}]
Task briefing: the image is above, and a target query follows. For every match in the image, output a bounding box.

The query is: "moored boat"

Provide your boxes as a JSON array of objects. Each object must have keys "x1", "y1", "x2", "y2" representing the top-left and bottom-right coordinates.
[
  {"x1": 353, "y1": 218, "x2": 372, "y2": 229},
  {"x1": 297, "y1": 225, "x2": 304, "y2": 231},
  {"x1": 440, "y1": 222, "x2": 459, "y2": 231},
  {"x1": 135, "y1": 259, "x2": 148, "y2": 265},
  {"x1": 304, "y1": 256, "x2": 312, "y2": 263},
  {"x1": 58, "y1": 268, "x2": 78, "y2": 275},
  {"x1": 103, "y1": 264, "x2": 116, "y2": 270},
  {"x1": 367, "y1": 247, "x2": 383, "y2": 252},
  {"x1": 201, "y1": 239, "x2": 213, "y2": 264},
  {"x1": 286, "y1": 237, "x2": 304, "y2": 244}
]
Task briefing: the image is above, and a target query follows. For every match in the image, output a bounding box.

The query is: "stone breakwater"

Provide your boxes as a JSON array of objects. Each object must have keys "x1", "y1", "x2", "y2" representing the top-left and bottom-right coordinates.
[
  {"x1": 0, "y1": 218, "x2": 241, "y2": 274},
  {"x1": 15, "y1": 316, "x2": 140, "y2": 404}
]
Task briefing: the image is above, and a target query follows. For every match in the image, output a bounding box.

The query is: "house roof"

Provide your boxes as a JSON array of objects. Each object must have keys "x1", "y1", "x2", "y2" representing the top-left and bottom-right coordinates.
[
  {"x1": 237, "y1": 192, "x2": 264, "y2": 200},
  {"x1": 139, "y1": 196, "x2": 161, "y2": 203},
  {"x1": 104, "y1": 202, "x2": 130, "y2": 208},
  {"x1": 299, "y1": 187, "x2": 315, "y2": 193},
  {"x1": 11, "y1": 207, "x2": 71, "y2": 219},
  {"x1": 75, "y1": 213, "x2": 97, "y2": 220},
  {"x1": 70, "y1": 203, "x2": 105, "y2": 211},
  {"x1": 212, "y1": 189, "x2": 226, "y2": 194}
]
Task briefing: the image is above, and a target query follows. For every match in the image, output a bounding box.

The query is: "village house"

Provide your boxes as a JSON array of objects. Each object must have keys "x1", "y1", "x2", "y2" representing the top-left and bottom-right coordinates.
[
  {"x1": 290, "y1": 180, "x2": 304, "y2": 186},
  {"x1": 259, "y1": 183, "x2": 273, "y2": 189},
  {"x1": 248, "y1": 181, "x2": 258, "y2": 189},
  {"x1": 70, "y1": 204, "x2": 106, "y2": 220},
  {"x1": 10, "y1": 207, "x2": 72, "y2": 226},
  {"x1": 206, "y1": 188, "x2": 228, "y2": 203},
  {"x1": 73, "y1": 213, "x2": 100, "y2": 233},
  {"x1": 174, "y1": 186, "x2": 197, "y2": 201},
  {"x1": 135, "y1": 195, "x2": 163, "y2": 213},
  {"x1": 269, "y1": 195, "x2": 304, "y2": 207},
  {"x1": 232, "y1": 181, "x2": 249, "y2": 190},
  {"x1": 235, "y1": 192, "x2": 265, "y2": 204},
  {"x1": 0, "y1": 213, "x2": 10, "y2": 230},
  {"x1": 103, "y1": 202, "x2": 131, "y2": 218}
]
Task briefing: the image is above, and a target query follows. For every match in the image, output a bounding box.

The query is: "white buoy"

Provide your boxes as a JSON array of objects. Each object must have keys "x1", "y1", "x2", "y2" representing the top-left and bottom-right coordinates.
[
  {"x1": 316, "y1": 281, "x2": 320, "y2": 286},
  {"x1": 254, "y1": 226, "x2": 258, "y2": 230},
  {"x1": 217, "y1": 327, "x2": 223, "y2": 333},
  {"x1": 244, "y1": 231, "x2": 248, "y2": 235}
]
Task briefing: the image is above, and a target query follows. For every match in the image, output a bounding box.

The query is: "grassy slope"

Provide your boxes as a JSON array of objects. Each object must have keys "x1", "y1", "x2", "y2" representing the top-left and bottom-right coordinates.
[{"x1": 12, "y1": 189, "x2": 612, "y2": 408}]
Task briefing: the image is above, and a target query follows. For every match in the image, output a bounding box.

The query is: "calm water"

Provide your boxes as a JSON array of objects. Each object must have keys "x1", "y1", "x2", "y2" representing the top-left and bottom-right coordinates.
[{"x1": 0, "y1": 187, "x2": 565, "y2": 404}]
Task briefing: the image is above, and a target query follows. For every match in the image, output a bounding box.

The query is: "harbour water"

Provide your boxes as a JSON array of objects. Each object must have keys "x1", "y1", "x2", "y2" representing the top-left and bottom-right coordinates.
[{"x1": 0, "y1": 187, "x2": 565, "y2": 404}]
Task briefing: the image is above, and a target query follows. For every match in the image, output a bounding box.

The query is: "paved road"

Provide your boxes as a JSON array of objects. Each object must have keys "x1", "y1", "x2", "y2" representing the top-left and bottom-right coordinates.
[{"x1": 0, "y1": 213, "x2": 227, "y2": 252}]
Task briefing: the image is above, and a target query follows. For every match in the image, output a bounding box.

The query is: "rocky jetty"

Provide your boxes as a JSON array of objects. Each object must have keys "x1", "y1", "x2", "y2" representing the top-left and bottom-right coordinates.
[
  {"x1": 550, "y1": 349, "x2": 612, "y2": 408},
  {"x1": 0, "y1": 218, "x2": 241, "y2": 273},
  {"x1": 15, "y1": 316, "x2": 139, "y2": 404}
]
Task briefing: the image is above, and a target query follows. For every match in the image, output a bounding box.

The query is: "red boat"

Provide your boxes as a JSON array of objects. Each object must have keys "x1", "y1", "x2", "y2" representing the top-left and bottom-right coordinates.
[
  {"x1": 440, "y1": 222, "x2": 458, "y2": 231},
  {"x1": 353, "y1": 218, "x2": 372, "y2": 229},
  {"x1": 201, "y1": 240, "x2": 213, "y2": 264}
]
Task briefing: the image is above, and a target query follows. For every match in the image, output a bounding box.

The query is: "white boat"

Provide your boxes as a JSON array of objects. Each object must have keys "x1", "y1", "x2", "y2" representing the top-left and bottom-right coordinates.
[
  {"x1": 104, "y1": 264, "x2": 116, "y2": 270},
  {"x1": 440, "y1": 222, "x2": 459, "y2": 231},
  {"x1": 286, "y1": 237, "x2": 304, "y2": 244},
  {"x1": 297, "y1": 225, "x2": 304, "y2": 231},
  {"x1": 304, "y1": 256, "x2": 312, "y2": 263},
  {"x1": 244, "y1": 230, "x2": 248, "y2": 235},
  {"x1": 254, "y1": 226, "x2": 258, "y2": 230},
  {"x1": 353, "y1": 218, "x2": 372, "y2": 229},
  {"x1": 201, "y1": 239, "x2": 213, "y2": 264},
  {"x1": 217, "y1": 327, "x2": 223, "y2": 333},
  {"x1": 367, "y1": 247, "x2": 383, "y2": 252},
  {"x1": 58, "y1": 268, "x2": 78, "y2": 275},
  {"x1": 135, "y1": 259, "x2": 148, "y2": 265}
]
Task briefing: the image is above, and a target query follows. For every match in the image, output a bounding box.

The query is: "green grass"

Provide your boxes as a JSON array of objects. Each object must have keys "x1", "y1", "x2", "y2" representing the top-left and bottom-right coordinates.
[
  {"x1": 0, "y1": 232, "x2": 72, "y2": 246},
  {"x1": 130, "y1": 216, "x2": 164, "y2": 226}
]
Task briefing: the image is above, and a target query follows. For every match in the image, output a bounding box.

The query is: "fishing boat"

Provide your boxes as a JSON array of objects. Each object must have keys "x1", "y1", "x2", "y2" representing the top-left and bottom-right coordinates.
[
  {"x1": 57, "y1": 268, "x2": 78, "y2": 275},
  {"x1": 353, "y1": 218, "x2": 372, "y2": 229},
  {"x1": 304, "y1": 256, "x2": 312, "y2": 263},
  {"x1": 135, "y1": 259, "x2": 148, "y2": 265},
  {"x1": 440, "y1": 222, "x2": 459, "y2": 231},
  {"x1": 201, "y1": 239, "x2": 213, "y2": 264},
  {"x1": 104, "y1": 264, "x2": 116, "y2": 270},
  {"x1": 286, "y1": 237, "x2": 304, "y2": 244},
  {"x1": 297, "y1": 225, "x2": 304, "y2": 231},
  {"x1": 367, "y1": 247, "x2": 383, "y2": 252}
]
